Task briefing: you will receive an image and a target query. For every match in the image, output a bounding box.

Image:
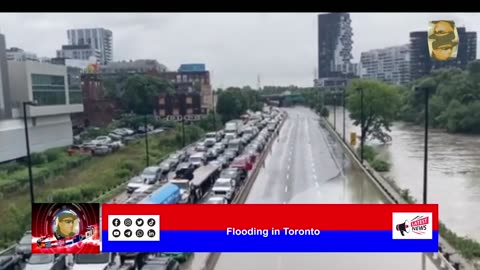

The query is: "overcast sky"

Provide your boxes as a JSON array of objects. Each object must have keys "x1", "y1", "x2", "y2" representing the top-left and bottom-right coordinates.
[{"x1": 0, "y1": 13, "x2": 478, "y2": 88}]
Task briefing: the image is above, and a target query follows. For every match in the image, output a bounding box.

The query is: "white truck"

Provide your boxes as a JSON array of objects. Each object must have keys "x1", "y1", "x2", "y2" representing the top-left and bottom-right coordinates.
[{"x1": 225, "y1": 120, "x2": 244, "y2": 137}]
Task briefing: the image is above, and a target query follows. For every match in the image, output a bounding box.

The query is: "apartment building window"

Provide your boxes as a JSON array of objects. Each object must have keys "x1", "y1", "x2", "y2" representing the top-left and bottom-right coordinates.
[
  {"x1": 159, "y1": 97, "x2": 165, "y2": 105},
  {"x1": 31, "y1": 74, "x2": 66, "y2": 105},
  {"x1": 173, "y1": 108, "x2": 179, "y2": 115},
  {"x1": 187, "y1": 108, "x2": 193, "y2": 114},
  {"x1": 68, "y1": 72, "x2": 82, "y2": 104},
  {"x1": 69, "y1": 85, "x2": 83, "y2": 104},
  {"x1": 186, "y1": 97, "x2": 192, "y2": 104},
  {"x1": 159, "y1": 109, "x2": 165, "y2": 116}
]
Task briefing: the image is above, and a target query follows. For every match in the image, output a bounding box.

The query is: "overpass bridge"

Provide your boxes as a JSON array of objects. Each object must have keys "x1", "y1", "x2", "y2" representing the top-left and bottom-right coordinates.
[{"x1": 260, "y1": 91, "x2": 304, "y2": 107}]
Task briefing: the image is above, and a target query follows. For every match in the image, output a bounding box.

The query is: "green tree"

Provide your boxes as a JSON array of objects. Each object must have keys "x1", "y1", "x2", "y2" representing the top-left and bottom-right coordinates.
[
  {"x1": 346, "y1": 79, "x2": 401, "y2": 144},
  {"x1": 122, "y1": 75, "x2": 174, "y2": 115}
]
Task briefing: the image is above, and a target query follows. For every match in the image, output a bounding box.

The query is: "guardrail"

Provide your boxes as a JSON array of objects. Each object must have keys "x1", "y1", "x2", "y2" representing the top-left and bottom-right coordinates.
[
  {"x1": 0, "y1": 244, "x2": 16, "y2": 256},
  {"x1": 201, "y1": 112, "x2": 288, "y2": 270},
  {"x1": 321, "y1": 116, "x2": 473, "y2": 270}
]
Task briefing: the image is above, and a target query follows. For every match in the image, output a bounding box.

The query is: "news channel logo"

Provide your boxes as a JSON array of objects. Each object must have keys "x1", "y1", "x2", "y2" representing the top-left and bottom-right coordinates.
[
  {"x1": 428, "y1": 20, "x2": 459, "y2": 61},
  {"x1": 392, "y1": 212, "x2": 433, "y2": 240}
]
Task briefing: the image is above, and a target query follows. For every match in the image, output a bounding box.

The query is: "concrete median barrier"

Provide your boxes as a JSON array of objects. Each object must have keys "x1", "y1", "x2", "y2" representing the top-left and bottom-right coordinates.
[{"x1": 201, "y1": 111, "x2": 288, "y2": 270}]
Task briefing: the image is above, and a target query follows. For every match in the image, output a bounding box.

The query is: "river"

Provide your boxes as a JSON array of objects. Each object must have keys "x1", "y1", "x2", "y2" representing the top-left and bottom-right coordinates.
[{"x1": 327, "y1": 105, "x2": 480, "y2": 241}]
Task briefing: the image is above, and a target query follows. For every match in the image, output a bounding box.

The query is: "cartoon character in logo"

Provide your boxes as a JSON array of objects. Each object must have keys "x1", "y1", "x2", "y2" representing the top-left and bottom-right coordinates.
[
  {"x1": 428, "y1": 20, "x2": 459, "y2": 61},
  {"x1": 54, "y1": 209, "x2": 80, "y2": 240}
]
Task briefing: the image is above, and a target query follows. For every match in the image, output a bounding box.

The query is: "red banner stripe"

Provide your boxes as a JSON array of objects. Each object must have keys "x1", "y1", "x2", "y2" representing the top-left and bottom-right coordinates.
[{"x1": 102, "y1": 204, "x2": 438, "y2": 231}]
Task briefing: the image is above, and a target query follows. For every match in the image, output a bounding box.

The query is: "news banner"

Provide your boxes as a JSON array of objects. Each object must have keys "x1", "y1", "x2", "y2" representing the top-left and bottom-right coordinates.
[
  {"x1": 100, "y1": 204, "x2": 439, "y2": 253},
  {"x1": 30, "y1": 203, "x2": 438, "y2": 254}
]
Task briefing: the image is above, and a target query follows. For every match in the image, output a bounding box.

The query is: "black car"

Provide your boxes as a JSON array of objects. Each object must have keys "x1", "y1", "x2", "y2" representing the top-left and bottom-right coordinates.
[
  {"x1": 174, "y1": 162, "x2": 195, "y2": 180},
  {"x1": 141, "y1": 257, "x2": 179, "y2": 270},
  {"x1": 15, "y1": 231, "x2": 32, "y2": 261},
  {"x1": 220, "y1": 167, "x2": 245, "y2": 185}
]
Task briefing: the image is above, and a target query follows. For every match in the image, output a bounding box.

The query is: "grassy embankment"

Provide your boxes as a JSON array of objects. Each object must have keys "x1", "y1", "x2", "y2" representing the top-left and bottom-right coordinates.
[{"x1": 0, "y1": 125, "x2": 203, "y2": 249}]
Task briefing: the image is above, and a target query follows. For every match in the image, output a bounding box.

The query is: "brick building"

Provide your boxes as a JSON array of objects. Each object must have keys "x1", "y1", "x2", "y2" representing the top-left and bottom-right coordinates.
[
  {"x1": 71, "y1": 73, "x2": 114, "y2": 129},
  {"x1": 156, "y1": 83, "x2": 206, "y2": 122}
]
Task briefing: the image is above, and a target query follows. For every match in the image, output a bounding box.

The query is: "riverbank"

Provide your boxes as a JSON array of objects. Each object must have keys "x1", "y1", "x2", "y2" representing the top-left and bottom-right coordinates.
[
  {"x1": 327, "y1": 105, "x2": 480, "y2": 240},
  {"x1": 325, "y1": 105, "x2": 480, "y2": 267}
]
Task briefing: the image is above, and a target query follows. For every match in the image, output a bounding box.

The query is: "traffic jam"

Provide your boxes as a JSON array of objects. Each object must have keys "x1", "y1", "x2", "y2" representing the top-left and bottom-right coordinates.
[{"x1": 3, "y1": 107, "x2": 285, "y2": 270}]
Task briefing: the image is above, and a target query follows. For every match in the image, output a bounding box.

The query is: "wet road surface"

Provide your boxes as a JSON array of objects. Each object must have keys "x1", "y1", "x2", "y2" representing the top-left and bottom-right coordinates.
[{"x1": 215, "y1": 106, "x2": 439, "y2": 270}]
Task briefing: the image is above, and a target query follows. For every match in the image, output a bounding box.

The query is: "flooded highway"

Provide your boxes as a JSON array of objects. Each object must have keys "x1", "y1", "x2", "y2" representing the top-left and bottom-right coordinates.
[
  {"x1": 328, "y1": 106, "x2": 480, "y2": 241},
  {"x1": 215, "y1": 106, "x2": 438, "y2": 270}
]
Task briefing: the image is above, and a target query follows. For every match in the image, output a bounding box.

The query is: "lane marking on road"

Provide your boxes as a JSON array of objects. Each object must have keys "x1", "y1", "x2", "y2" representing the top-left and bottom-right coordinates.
[
  {"x1": 313, "y1": 174, "x2": 317, "y2": 179},
  {"x1": 287, "y1": 165, "x2": 290, "y2": 170},
  {"x1": 286, "y1": 173, "x2": 289, "y2": 179},
  {"x1": 315, "y1": 182, "x2": 319, "y2": 188},
  {"x1": 284, "y1": 186, "x2": 288, "y2": 192}
]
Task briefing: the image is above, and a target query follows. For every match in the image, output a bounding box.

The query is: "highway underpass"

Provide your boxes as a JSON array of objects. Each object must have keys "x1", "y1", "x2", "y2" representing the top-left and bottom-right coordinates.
[{"x1": 213, "y1": 107, "x2": 440, "y2": 270}]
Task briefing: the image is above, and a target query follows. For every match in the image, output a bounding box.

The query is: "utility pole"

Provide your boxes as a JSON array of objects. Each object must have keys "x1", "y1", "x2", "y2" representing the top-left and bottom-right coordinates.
[
  {"x1": 144, "y1": 114, "x2": 149, "y2": 167},
  {"x1": 23, "y1": 101, "x2": 36, "y2": 204},
  {"x1": 359, "y1": 88, "x2": 365, "y2": 164},
  {"x1": 212, "y1": 90, "x2": 217, "y2": 131},
  {"x1": 333, "y1": 92, "x2": 337, "y2": 131},
  {"x1": 343, "y1": 87, "x2": 346, "y2": 142},
  {"x1": 422, "y1": 87, "x2": 431, "y2": 204}
]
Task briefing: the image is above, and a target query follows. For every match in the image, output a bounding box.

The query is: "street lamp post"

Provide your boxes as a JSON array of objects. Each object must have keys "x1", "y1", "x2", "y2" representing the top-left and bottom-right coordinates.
[
  {"x1": 343, "y1": 87, "x2": 346, "y2": 142},
  {"x1": 144, "y1": 114, "x2": 149, "y2": 167},
  {"x1": 416, "y1": 86, "x2": 433, "y2": 204},
  {"x1": 23, "y1": 101, "x2": 37, "y2": 204},
  {"x1": 333, "y1": 92, "x2": 337, "y2": 131},
  {"x1": 358, "y1": 87, "x2": 365, "y2": 164},
  {"x1": 212, "y1": 90, "x2": 217, "y2": 131},
  {"x1": 182, "y1": 115, "x2": 186, "y2": 147}
]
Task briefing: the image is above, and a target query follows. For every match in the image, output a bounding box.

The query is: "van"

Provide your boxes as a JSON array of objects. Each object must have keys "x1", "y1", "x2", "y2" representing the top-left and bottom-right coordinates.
[{"x1": 189, "y1": 152, "x2": 207, "y2": 168}]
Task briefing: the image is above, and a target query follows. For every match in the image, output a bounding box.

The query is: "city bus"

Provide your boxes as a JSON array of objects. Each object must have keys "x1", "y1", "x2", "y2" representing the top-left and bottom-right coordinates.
[
  {"x1": 140, "y1": 183, "x2": 181, "y2": 204},
  {"x1": 189, "y1": 164, "x2": 220, "y2": 202}
]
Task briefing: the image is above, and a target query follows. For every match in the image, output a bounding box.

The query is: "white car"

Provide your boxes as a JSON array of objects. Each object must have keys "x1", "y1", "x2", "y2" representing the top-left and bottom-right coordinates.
[
  {"x1": 92, "y1": 136, "x2": 111, "y2": 145},
  {"x1": 126, "y1": 176, "x2": 152, "y2": 194},
  {"x1": 203, "y1": 196, "x2": 228, "y2": 204},
  {"x1": 140, "y1": 166, "x2": 162, "y2": 184},
  {"x1": 25, "y1": 254, "x2": 58, "y2": 270}
]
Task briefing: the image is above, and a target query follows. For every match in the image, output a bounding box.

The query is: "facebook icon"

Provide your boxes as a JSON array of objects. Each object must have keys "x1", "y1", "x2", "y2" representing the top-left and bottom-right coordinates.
[{"x1": 112, "y1": 218, "x2": 120, "y2": 227}]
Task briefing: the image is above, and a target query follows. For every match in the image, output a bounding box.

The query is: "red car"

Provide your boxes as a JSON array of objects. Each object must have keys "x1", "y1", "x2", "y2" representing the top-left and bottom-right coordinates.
[
  {"x1": 230, "y1": 156, "x2": 253, "y2": 171},
  {"x1": 242, "y1": 150, "x2": 257, "y2": 164}
]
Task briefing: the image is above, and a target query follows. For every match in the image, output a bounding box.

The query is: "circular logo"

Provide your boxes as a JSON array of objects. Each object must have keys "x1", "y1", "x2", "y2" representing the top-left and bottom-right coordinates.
[
  {"x1": 124, "y1": 229, "x2": 132, "y2": 238},
  {"x1": 124, "y1": 218, "x2": 132, "y2": 227},
  {"x1": 147, "y1": 229, "x2": 156, "y2": 237},
  {"x1": 136, "y1": 229, "x2": 144, "y2": 237},
  {"x1": 112, "y1": 218, "x2": 121, "y2": 227},
  {"x1": 136, "y1": 218, "x2": 144, "y2": 227},
  {"x1": 147, "y1": 218, "x2": 156, "y2": 227},
  {"x1": 112, "y1": 229, "x2": 121, "y2": 238}
]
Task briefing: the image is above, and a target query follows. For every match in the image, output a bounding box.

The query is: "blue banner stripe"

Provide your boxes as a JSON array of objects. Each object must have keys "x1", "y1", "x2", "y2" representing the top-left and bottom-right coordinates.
[{"x1": 101, "y1": 230, "x2": 439, "y2": 252}]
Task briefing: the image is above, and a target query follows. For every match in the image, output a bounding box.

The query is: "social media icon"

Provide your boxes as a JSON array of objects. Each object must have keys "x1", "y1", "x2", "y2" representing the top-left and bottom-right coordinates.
[
  {"x1": 136, "y1": 218, "x2": 144, "y2": 227},
  {"x1": 124, "y1": 218, "x2": 132, "y2": 227},
  {"x1": 112, "y1": 218, "x2": 120, "y2": 227},
  {"x1": 136, "y1": 229, "x2": 144, "y2": 237},
  {"x1": 112, "y1": 229, "x2": 121, "y2": 238},
  {"x1": 147, "y1": 218, "x2": 156, "y2": 227},
  {"x1": 147, "y1": 230, "x2": 156, "y2": 237},
  {"x1": 124, "y1": 229, "x2": 132, "y2": 238}
]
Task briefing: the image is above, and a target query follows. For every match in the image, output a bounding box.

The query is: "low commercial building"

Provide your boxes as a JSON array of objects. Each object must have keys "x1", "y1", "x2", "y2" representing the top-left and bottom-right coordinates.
[
  {"x1": 0, "y1": 61, "x2": 83, "y2": 162},
  {"x1": 156, "y1": 84, "x2": 206, "y2": 122}
]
